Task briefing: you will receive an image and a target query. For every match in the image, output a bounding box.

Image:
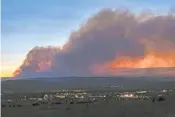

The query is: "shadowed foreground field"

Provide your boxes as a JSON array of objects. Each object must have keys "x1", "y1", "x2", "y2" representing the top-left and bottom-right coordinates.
[
  {"x1": 2, "y1": 77, "x2": 175, "y2": 117},
  {"x1": 2, "y1": 96, "x2": 175, "y2": 117}
]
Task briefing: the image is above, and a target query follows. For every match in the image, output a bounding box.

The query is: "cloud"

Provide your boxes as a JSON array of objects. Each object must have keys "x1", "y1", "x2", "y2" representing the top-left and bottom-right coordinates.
[{"x1": 14, "y1": 9, "x2": 175, "y2": 77}]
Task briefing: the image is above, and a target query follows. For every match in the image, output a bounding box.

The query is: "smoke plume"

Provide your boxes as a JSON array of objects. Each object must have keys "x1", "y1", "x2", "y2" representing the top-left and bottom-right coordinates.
[{"x1": 14, "y1": 9, "x2": 175, "y2": 77}]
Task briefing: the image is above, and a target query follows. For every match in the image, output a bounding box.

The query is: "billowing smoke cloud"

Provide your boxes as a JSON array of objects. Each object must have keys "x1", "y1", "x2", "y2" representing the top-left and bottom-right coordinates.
[
  {"x1": 14, "y1": 9, "x2": 175, "y2": 78},
  {"x1": 14, "y1": 46, "x2": 60, "y2": 77}
]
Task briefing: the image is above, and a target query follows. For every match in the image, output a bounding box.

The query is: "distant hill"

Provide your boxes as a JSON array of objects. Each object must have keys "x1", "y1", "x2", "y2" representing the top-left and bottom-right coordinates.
[{"x1": 1, "y1": 76, "x2": 175, "y2": 93}]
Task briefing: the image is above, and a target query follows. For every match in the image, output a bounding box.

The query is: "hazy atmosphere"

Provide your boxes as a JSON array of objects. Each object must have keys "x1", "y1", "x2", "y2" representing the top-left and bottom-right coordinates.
[
  {"x1": 1, "y1": 0, "x2": 175, "y2": 78},
  {"x1": 2, "y1": 1, "x2": 175, "y2": 117}
]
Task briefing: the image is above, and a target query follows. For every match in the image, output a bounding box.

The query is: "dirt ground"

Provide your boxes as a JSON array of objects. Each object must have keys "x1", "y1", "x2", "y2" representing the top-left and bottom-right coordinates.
[{"x1": 2, "y1": 97, "x2": 175, "y2": 117}]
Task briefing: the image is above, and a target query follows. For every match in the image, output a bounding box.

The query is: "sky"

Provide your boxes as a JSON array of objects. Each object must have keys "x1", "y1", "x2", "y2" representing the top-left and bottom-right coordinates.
[{"x1": 1, "y1": 0, "x2": 175, "y2": 77}]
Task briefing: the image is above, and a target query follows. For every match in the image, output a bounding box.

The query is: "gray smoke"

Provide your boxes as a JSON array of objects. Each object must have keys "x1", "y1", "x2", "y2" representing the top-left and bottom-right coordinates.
[{"x1": 14, "y1": 9, "x2": 175, "y2": 77}]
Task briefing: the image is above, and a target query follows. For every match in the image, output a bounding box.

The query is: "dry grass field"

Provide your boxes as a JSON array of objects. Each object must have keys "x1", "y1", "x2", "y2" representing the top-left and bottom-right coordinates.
[
  {"x1": 2, "y1": 77, "x2": 175, "y2": 117},
  {"x1": 2, "y1": 93, "x2": 175, "y2": 117}
]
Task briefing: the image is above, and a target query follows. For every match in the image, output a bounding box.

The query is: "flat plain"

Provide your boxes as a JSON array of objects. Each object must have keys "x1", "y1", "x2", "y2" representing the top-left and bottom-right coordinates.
[{"x1": 1, "y1": 77, "x2": 175, "y2": 117}]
